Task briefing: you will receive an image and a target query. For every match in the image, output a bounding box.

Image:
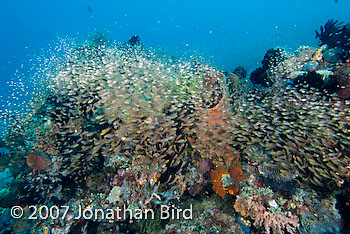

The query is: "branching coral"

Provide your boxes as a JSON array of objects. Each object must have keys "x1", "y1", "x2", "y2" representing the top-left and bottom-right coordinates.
[{"x1": 234, "y1": 195, "x2": 299, "y2": 234}]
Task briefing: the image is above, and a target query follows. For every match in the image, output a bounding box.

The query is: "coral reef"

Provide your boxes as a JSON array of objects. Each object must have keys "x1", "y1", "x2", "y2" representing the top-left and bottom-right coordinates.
[
  {"x1": 234, "y1": 181, "x2": 342, "y2": 234},
  {"x1": 0, "y1": 27, "x2": 350, "y2": 233},
  {"x1": 0, "y1": 147, "x2": 9, "y2": 156},
  {"x1": 240, "y1": 85, "x2": 350, "y2": 189},
  {"x1": 164, "y1": 197, "x2": 245, "y2": 234},
  {"x1": 316, "y1": 20, "x2": 346, "y2": 48},
  {"x1": 316, "y1": 19, "x2": 350, "y2": 60},
  {"x1": 234, "y1": 195, "x2": 299, "y2": 234},
  {"x1": 26, "y1": 151, "x2": 52, "y2": 171},
  {"x1": 233, "y1": 66, "x2": 248, "y2": 80},
  {"x1": 210, "y1": 163, "x2": 243, "y2": 198},
  {"x1": 250, "y1": 48, "x2": 285, "y2": 87},
  {"x1": 0, "y1": 168, "x2": 13, "y2": 188},
  {"x1": 335, "y1": 61, "x2": 350, "y2": 99},
  {"x1": 128, "y1": 35, "x2": 141, "y2": 46}
]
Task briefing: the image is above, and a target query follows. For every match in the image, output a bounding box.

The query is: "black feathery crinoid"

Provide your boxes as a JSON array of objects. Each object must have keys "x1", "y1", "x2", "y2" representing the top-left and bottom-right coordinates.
[{"x1": 316, "y1": 19, "x2": 350, "y2": 51}]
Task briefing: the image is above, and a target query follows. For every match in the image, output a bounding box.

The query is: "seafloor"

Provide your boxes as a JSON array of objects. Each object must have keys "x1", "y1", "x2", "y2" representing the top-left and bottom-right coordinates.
[{"x1": 0, "y1": 20, "x2": 350, "y2": 234}]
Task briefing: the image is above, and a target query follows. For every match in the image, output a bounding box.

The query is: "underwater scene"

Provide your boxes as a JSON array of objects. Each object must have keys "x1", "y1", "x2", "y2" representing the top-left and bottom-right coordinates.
[{"x1": 1, "y1": 0, "x2": 350, "y2": 233}]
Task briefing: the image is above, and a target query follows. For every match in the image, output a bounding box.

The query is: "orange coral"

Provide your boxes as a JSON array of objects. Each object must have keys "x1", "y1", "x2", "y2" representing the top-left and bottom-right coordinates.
[
  {"x1": 227, "y1": 184, "x2": 239, "y2": 196},
  {"x1": 26, "y1": 152, "x2": 52, "y2": 171},
  {"x1": 210, "y1": 166, "x2": 228, "y2": 198},
  {"x1": 200, "y1": 102, "x2": 227, "y2": 127},
  {"x1": 188, "y1": 70, "x2": 241, "y2": 166},
  {"x1": 229, "y1": 161, "x2": 244, "y2": 181},
  {"x1": 195, "y1": 70, "x2": 243, "y2": 198},
  {"x1": 192, "y1": 101, "x2": 240, "y2": 165},
  {"x1": 210, "y1": 164, "x2": 242, "y2": 197}
]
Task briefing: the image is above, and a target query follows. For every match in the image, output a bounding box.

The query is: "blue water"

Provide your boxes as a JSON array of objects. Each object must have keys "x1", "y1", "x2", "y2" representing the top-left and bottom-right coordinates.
[{"x1": 1, "y1": 0, "x2": 349, "y2": 88}]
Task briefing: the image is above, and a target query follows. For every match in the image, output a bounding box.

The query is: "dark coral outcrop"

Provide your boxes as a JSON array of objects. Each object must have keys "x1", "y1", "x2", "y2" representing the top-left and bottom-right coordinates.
[{"x1": 316, "y1": 19, "x2": 350, "y2": 60}]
